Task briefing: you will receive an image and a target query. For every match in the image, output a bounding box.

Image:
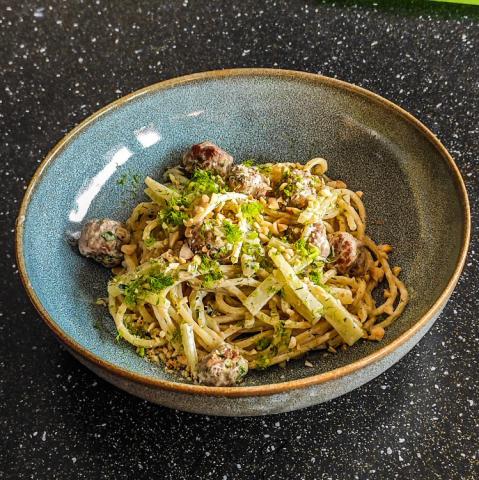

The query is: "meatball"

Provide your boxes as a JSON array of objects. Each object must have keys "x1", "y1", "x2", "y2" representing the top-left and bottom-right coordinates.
[
  {"x1": 309, "y1": 222, "x2": 331, "y2": 259},
  {"x1": 328, "y1": 232, "x2": 361, "y2": 274},
  {"x1": 227, "y1": 164, "x2": 271, "y2": 198},
  {"x1": 349, "y1": 247, "x2": 372, "y2": 277},
  {"x1": 78, "y1": 219, "x2": 130, "y2": 267},
  {"x1": 182, "y1": 141, "x2": 234, "y2": 177},
  {"x1": 283, "y1": 169, "x2": 318, "y2": 208},
  {"x1": 198, "y1": 343, "x2": 248, "y2": 386},
  {"x1": 186, "y1": 221, "x2": 229, "y2": 258}
]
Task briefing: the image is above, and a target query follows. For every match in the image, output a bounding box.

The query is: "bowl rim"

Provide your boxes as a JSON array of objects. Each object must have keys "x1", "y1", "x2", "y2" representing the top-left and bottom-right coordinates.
[{"x1": 15, "y1": 68, "x2": 471, "y2": 398}]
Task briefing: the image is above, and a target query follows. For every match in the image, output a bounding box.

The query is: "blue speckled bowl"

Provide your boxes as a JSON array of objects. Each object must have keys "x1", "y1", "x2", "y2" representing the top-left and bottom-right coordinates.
[{"x1": 16, "y1": 69, "x2": 470, "y2": 416}]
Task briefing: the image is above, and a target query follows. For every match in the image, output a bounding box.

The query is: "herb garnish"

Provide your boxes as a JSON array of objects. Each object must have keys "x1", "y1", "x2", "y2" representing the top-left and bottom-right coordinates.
[
  {"x1": 117, "y1": 170, "x2": 142, "y2": 202},
  {"x1": 223, "y1": 220, "x2": 242, "y2": 244},
  {"x1": 159, "y1": 207, "x2": 187, "y2": 226},
  {"x1": 310, "y1": 268, "x2": 324, "y2": 286},
  {"x1": 256, "y1": 338, "x2": 271, "y2": 351},
  {"x1": 240, "y1": 201, "x2": 264, "y2": 221},
  {"x1": 199, "y1": 256, "x2": 224, "y2": 287},
  {"x1": 144, "y1": 237, "x2": 156, "y2": 248},
  {"x1": 294, "y1": 239, "x2": 319, "y2": 260},
  {"x1": 188, "y1": 169, "x2": 225, "y2": 196},
  {"x1": 148, "y1": 272, "x2": 174, "y2": 291},
  {"x1": 124, "y1": 271, "x2": 174, "y2": 306},
  {"x1": 101, "y1": 231, "x2": 117, "y2": 242}
]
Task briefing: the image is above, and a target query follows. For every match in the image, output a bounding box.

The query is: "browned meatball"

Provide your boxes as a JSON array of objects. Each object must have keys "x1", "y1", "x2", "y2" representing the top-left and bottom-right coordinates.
[
  {"x1": 227, "y1": 164, "x2": 271, "y2": 198},
  {"x1": 309, "y1": 222, "x2": 331, "y2": 259},
  {"x1": 329, "y1": 232, "x2": 361, "y2": 274},
  {"x1": 198, "y1": 343, "x2": 248, "y2": 386},
  {"x1": 182, "y1": 141, "x2": 234, "y2": 177},
  {"x1": 283, "y1": 169, "x2": 319, "y2": 208},
  {"x1": 349, "y1": 248, "x2": 372, "y2": 277},
  {"x1": 78, "y1": 219, "x2": 130, "y2": 267},
  {"x1": 186, "y1": 221, "x2": 229, "y2": 258}
]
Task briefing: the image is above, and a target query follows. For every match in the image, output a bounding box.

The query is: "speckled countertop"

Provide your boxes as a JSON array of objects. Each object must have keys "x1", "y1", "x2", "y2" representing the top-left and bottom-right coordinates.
[{"x1": 1, "y1": 1, "x2": 478, "y2": 479}]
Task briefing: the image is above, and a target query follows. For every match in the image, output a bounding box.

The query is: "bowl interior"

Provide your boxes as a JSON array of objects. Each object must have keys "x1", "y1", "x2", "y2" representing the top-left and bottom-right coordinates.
[{"x1": 20, "y1": 71, "x2": 467, "y2": 386}]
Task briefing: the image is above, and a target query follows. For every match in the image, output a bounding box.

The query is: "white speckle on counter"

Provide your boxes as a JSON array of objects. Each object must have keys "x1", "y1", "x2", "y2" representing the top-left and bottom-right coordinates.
[{"x1": 33, "y1": 7, "x2": 45, "y2": 18}]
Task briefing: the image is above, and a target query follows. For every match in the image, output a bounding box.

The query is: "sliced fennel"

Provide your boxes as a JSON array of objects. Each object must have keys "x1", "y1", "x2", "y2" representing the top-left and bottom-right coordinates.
[
  {"x1": 270, "y1": 250, "x2": 364, "y2": 345},
  {"x1": 181, "y1": 323, "x2": 198, "y2": 374},
  {"x1": 231, "y1": 214, "x2": 249, "y2": 264},
  {"x1": 243, "y1": 246, "x2": 313, "y2": 316},
  {"x1": 268, "y1": 250, "x2": 324, "y2": 324},
  {"x1": 279, "y1": 277, "x2": 318, "y2": 323},
  {"x1": 308, "y1": 283, "x2": 364, "y2": 346},
  {"x1": 144, "y1": 176, "x2": 179, "y2": 204},
  {"x1": 243, "y1": 274, "x2": 282, "y2": 316}
]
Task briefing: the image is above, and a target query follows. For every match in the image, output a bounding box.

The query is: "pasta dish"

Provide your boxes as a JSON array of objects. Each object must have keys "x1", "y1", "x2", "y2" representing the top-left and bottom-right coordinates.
[{"x1": 74, "y1": 142, "x2": 408, "y2": 386}]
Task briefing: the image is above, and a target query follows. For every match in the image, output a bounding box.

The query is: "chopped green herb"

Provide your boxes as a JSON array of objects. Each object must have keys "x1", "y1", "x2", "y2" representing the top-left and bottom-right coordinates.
[
  {"x1": 243, "y1": 159, "x2": 256, "y2": 167},
  {"x1": 132, "y1": 173, "x2": 141, "y2": 186},
  {"x1": 144, "y1": 237, "x2": 156, "y2": 248},
  {"x1": 117, "y1": 170, "x2": 142, "y2": 201},
  {"x1": 115, "y1": 331, "x2": 123, "y2": 343},
  {"x1": 223, "y1": 220, "x2": 242, "y2": 244},
  {"x1": 158, "y1": 193, "x2": 190, "y2": 227},
  {"x1": 257, "y1": 163, "x2": 272, "y2": 175},
  {"x1": 241, "y1": 201, "x2": 264, "y2": 221},
  {"x1": 123, "y1": 269, "x2": 174, "y2": 306},
  {"x1": 242, "y1": 240, "x2": 263, "y2": 257},
  {"x1": 101, "y1": 231, "x2": 117, "y2": 242},
  {"x1": 294, "y1": 238, "x2": 319, "y2": 260},
  {"x1": 171, "y1": 327, "x2": 182, "y2": 346},
  {"x1": 117, "y1": 173, "x2": 128, "y2": 186},
  {"x1": 294, "y1": 239, "x2": 309, "y2": 257},
  {"x1": 202, "y1": 271, "x2": 223, "y2": 287},
  {"x1": 256, "y1": 354, "x2": 271, "y2": 369},
  {"x1": 199, "y1": 256, "x2": 223, "y2": 287},
  {"x1": 159, "y1": 207, "x2": 187, "y2": 226},
  {"x1": 237, "y1": 364, "x2": 248, "y2": 377},
  {"x1": 188, "y1": 169, "x2": 225, "y2": 196},
  {"x1": 137, "y1": 347, "x2": 146, "y2": 357},
  {"x1": 211, "y1": 245, "x2": 230, "y2": 260},
  {"x1": 310, "y1": 269, "x2": 324, "y2": 286},
  {"x1": 124, "y1": 278, "x2": 143, "y2": 306},
  {"x1": 282, "y1": 184, "x2": 294, "y2": 197},
  {"x1": 282, "y1": 172, "x2": 303, "y2": 198},
  {"x1": 256, "y1": 338, "x2": 271, "y2": 351},
  {"x1": 148, "y1": 272, "x2": 174, "y2": 291}
]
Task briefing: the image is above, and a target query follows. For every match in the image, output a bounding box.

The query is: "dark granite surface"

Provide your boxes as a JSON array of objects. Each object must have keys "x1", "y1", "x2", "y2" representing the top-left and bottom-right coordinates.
[{"x1": 1, "y1": 1, "x2": 478, "y2": 479}]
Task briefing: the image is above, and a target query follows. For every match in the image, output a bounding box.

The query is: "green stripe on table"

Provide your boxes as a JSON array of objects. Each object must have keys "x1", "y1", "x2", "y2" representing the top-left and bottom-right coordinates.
[{"x1": 431, "y1": 0, "x2": 479, "y2": 5}]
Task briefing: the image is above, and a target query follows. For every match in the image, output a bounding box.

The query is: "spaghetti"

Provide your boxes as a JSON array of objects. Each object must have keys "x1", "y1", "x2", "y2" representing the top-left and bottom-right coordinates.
[{"x1": 104, "y1": 150, "x2": 408, "y2": 385}]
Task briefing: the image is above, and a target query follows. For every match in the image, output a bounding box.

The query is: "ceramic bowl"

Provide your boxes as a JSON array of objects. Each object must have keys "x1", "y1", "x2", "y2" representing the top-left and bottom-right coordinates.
[{"x1": 16, "y1": 69, "x2": 470, "y2": 416}]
